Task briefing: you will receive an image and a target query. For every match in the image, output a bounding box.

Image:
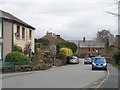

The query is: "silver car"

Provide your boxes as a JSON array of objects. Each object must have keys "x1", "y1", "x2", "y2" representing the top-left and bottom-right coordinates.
[
  {"x1": 84, "y1": 57, "x2": 92, "y2": 64},
  {"x1": 69, "y1": 56, "x2": 79, "y2": 64}
]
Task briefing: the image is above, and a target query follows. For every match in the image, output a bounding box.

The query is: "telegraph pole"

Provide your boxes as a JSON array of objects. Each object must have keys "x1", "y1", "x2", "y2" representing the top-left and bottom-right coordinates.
[{"x1": 118, "y1": 1, "x2": 120, "y2": 36}]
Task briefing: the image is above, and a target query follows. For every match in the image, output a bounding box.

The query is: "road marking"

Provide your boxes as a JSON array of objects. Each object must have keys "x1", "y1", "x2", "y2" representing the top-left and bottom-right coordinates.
[{"x1": 95, "y1": 68, "x2": 109, "y2": 89}]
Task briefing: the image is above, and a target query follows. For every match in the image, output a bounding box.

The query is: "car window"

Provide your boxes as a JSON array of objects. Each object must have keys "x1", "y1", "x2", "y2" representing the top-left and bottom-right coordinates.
[
  {"x1": 85, "y1": 57, "x2": 91, "y2": 60},
  {"x1": 93, "y1": 58, "x2": 106, "y2": 62}
]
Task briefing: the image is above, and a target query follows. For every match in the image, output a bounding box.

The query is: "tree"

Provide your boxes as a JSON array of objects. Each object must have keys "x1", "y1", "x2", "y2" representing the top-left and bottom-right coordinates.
[
  {"x1": 96, "y1": 30, "x2": 115, "y2": 54},
  {"x1": 36, "y1": 38, "x2": 49, "y2": 46},
  {"x1": 56, "y1": 42, "x2": 77, "y2": 53},
  {"x1": 96, "y1": 30, "x2": 115, "y2": 47}
]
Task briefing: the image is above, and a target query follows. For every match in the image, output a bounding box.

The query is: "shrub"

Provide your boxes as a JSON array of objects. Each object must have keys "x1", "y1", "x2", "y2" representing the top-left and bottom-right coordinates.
[
  {"x1": 14, "y1": 45, "x2": 22, "y2": 52},
  {"x1": 113, "y1": 50, "x2": 120, "y2": 64},
  {"x1": 5, "y1": 52, "x2": 29, "y2": 64},
  {"x1": 59, "y1": 48, "x2": 73, "y2": 57},
  {"x1": 32, "y1": 59, "x2": 45, "y2": 65},
  {"x1": 56, "y1": 42, "x2": 77, "y2": 53},
  {"x1": 56, "y1": 52, "x2": 65, "y2": 59}
]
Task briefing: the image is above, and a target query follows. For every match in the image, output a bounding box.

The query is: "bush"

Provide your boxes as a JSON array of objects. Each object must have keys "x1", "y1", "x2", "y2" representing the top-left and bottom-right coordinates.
[
  {"x1": 56, "y1": 52, "x2": 65, "y2": 59},
  {"x1": 59, "y1": 48, "x2": 73, "y2": 57},
  {"x1": 32, "y1": 59, "x2": 45, "y2": 65},
  {"x1": 56, "y1": 42, "x2": 77, "y2": 53},
  {"x1": 113, "y1": 50, "x2": 120, "y2": 64},
  {"x1": 5, "y1": 52, "x2": 30, "y2": 65},
  {"x1": 14, "y1": 45, "x2": 22, "y2": 52}
]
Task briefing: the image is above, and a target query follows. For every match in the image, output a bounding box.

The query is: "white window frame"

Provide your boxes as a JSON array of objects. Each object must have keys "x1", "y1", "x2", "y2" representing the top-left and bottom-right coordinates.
[{"x1": 0, "y1": 19, "x2": 2, "y2": 38}]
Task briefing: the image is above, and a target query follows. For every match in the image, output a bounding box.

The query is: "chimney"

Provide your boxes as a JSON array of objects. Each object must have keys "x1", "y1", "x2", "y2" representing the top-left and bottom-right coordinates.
[
  {"x1": 57, "y1": 35, "x2": 60, "y2": 38},
  {"x1": 83, "y1": 37, "x2": 85, "y2": 42}
]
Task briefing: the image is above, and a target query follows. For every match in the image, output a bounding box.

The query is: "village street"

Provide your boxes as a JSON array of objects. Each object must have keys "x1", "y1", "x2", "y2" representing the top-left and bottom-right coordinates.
[{"x1": 1, "y1": 59, "x2": 109, "y2": 88}]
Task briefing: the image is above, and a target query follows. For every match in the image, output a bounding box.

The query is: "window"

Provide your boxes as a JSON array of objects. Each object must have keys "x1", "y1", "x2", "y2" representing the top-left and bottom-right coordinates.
[
  {"x1": 16, "y1": 26, "x2": 20, "y2": 39},
  {"x1": 29, "y1": 30, "x2": 32, "y2": 39},
  {"x1": 22, "y1": 27, "x2": 25, "y2": 39},
  {"x1": 0, "y1": 19, "x2": 2, "y2": 38}
]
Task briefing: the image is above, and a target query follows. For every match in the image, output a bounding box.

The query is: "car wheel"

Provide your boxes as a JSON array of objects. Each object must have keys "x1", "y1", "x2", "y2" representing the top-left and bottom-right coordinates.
[
  {"x1": 92, "y1": 67, "x2": 94, "y2": 70},
  {"x1": 105, "y1": 68, "x2": 107, "y2": 71}
]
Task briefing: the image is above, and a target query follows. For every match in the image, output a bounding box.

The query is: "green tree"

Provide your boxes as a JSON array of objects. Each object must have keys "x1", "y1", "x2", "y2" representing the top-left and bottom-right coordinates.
[{"x1": 36, "y1": 38, "x2": 49, "y2": 46}]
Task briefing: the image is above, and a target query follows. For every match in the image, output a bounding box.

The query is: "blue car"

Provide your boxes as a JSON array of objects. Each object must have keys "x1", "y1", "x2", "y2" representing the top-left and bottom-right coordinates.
[{"x1": 92, "y1": 57, "x2": 107, "y2": 70}]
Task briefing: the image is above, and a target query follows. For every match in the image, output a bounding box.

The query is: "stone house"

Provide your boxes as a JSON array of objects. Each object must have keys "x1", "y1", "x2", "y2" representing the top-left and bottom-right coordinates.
[{"x1": 0, "y1": 10, "x2": 35, "y2": 60}]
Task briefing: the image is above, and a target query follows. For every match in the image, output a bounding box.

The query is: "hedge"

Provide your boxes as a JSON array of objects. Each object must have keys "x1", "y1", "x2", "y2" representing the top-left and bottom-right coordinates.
[
  {"x1": 113, "y1": 50, "x2": 120, "y2": 64},
  {"x1": 5, "y1": 52, "x2": 31, "y2": 65}
]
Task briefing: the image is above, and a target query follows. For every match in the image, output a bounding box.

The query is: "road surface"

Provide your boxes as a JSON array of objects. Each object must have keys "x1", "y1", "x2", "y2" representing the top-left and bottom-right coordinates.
[
  {"x1": 2, "y1": 59, "x2": 107, "y2": 88},
  {"x1": 99, "y1": 64, "x2": 119, "y2": 88}
]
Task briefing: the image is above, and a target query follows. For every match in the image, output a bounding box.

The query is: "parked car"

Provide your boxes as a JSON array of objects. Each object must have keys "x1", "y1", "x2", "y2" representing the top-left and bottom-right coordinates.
[
  {"x1": 69, "y1": 56, "x2": 79, "y2": 64},
  {"x1": 84, "y1": 57, "x2": 92, "y2": 64},
  {"x1": 92, "y1": 56, "x2": 107, "y2": 70}
]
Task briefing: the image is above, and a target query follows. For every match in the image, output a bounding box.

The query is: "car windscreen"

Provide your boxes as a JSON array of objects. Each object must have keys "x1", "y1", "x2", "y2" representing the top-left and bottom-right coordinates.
[
  {"x1": 85, "y1": 58, "x2": 91, "y2": 60},
  {"x1": 93, "y1": 58, "x2": 106, "y2": 62}
]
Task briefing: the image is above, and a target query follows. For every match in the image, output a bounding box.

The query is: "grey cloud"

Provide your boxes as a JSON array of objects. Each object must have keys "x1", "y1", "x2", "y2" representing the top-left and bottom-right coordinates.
[{"x1": 0, "y1": 0, "x2": 118, "y2": 40}]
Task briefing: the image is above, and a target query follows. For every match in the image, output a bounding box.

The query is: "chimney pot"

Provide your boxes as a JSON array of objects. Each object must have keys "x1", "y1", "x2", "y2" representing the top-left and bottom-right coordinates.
[{"x1": 83, "y1": 37, "x2": 85, "y2": 42}]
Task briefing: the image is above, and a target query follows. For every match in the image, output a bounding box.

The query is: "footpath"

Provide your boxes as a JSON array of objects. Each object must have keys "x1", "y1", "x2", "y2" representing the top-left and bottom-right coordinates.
[{"x1": 99, "y1": 64, "x2": 119, "y2": 89}]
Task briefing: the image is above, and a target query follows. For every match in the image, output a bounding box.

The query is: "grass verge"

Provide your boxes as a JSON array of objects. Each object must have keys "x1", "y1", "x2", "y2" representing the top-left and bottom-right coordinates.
[{"x1": 112, "y1": 63, "x2": 120, "y2": 71}]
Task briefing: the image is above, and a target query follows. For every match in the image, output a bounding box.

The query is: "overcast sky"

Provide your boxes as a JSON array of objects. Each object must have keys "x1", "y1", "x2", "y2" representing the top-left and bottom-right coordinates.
[{"x1": 0, "y1": 0, "x2": 118, "y2": 40}]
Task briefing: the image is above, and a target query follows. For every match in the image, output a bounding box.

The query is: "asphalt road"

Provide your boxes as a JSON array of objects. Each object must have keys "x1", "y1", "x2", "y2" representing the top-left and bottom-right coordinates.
[{"x1": 2, "y1": 59, "x2": 107, "y2": 88}]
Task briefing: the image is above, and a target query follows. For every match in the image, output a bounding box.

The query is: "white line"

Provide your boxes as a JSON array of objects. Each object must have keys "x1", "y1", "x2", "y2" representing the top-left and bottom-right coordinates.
[{"x1": 95, "y1": 68, "x2": 110, "y2": 89}]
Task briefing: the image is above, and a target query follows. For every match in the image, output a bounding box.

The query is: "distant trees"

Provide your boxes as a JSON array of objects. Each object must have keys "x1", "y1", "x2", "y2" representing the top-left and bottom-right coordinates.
[
  {"x1": 96, "y1": 30, "x2": 116, "y2": 56},
  {"x1": 96, "y1": 30, "x2": 115, "y2": 46}
]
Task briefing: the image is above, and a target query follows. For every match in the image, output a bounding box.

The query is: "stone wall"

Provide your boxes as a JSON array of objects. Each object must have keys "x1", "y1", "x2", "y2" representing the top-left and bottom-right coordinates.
[{"x1": 2, "y1": 59, "x2": 67, "y2": 73}]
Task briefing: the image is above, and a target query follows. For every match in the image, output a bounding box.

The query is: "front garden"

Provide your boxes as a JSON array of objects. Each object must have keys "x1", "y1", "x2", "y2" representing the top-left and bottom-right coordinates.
[{"x1": 2, "y1": 51, "x2": 68, "y2": 73}]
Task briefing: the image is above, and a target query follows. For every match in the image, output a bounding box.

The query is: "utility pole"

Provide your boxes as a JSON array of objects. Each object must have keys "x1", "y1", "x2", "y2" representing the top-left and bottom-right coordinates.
[
  {"x1": 118, "y1": 1, "x2": 120, "y2": 50},
  {"x1": 118, "y1": 1, "x2": 120, "y2": 35}
]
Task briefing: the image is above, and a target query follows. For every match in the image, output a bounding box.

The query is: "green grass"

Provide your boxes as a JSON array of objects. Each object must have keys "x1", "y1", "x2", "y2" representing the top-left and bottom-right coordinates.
[{"x1": 112, "y1": 64, "x2": 120, "y2": 71}]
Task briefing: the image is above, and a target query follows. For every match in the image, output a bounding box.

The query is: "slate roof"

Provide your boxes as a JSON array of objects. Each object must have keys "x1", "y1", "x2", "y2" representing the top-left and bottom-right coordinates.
[
  {"x1": 79, "y1": 40, "x2": 105, "y2": 48},
  {"x1": 69, "y1": 40, "x2": 105, "y2": 48},
  {"x1": 0, "y1": 10, "x2": 35, "y2": 30}
]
